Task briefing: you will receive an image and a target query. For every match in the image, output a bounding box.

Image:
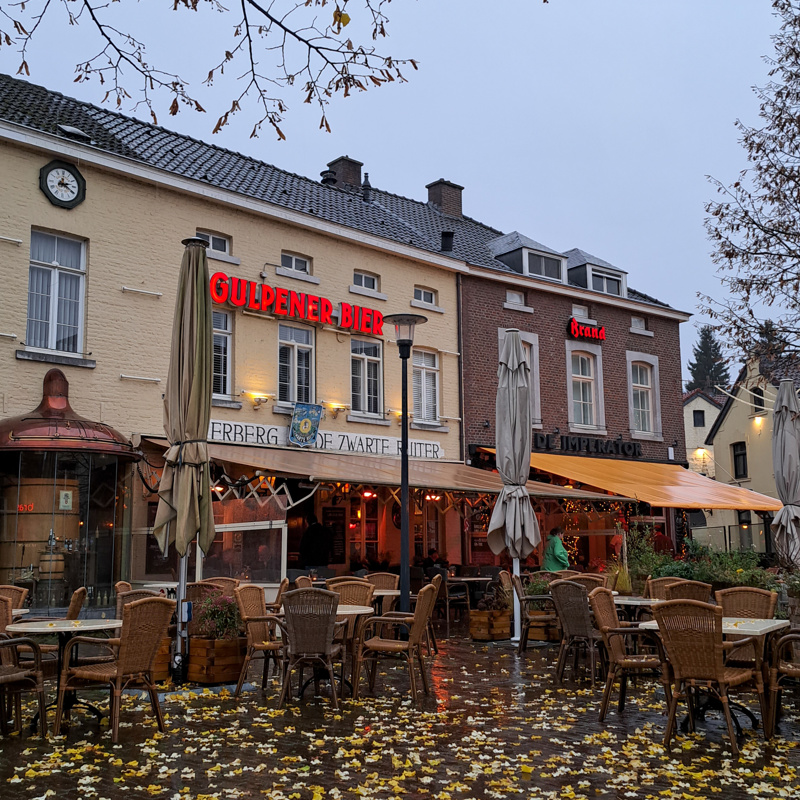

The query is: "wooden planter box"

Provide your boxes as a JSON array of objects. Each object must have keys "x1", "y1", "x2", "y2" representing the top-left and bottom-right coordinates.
[
  {"x1": 526, "y1": 609, "x2": 559, "y2": 642},
  {"x1": 152, "y1": 636, "x2": 172, "y2": 683},
  {"x1": 470, "y1": 609, "x2": 512, "y2": 641},
  {"x1": 187, "y1": 637, "x2": 247, "y2": 685}
]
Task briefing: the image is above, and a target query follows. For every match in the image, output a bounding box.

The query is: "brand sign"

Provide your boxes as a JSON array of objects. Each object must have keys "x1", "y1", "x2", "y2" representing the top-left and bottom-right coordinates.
[
  {"x1": 289, "y1": 403, "x2": 323, "y2": 448},
  {"x1": 209, "y1": 419, "x2": 445, "y2": 459},
  {"x1": 568, "y1": 317, "x2": 606, "y2": 342},
  {"x1": 210, "y1": 271, "x2": 384, "y2": 335},
  {"x1": 533, "y1": 432, "x2": 643, "y2": 458}
]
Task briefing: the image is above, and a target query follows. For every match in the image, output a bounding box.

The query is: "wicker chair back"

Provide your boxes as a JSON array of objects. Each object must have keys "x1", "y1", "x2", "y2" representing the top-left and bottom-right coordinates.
[
  {"x1": 511, "y1": 574, "x2": 527, "y2": 606},
  {"x1": 665, "y1": 580, "x2": 712, "y2": 602},
  {"x1": 66, "y1": 587, "x2": 86, "y2": 620},
  {"x1": 201, "y1": 577, "x2": 239, "y2": 595},
  {"x1": 567, "y1": 575, "x2": 605, "y2": 592},
  {"x1": 116, "y1": 597, "x2": 176, "y2": 677},
  {"x1": 115, "y1": 589, "x2": 159, "y2": 619},
  {"x1": 0, "y1": 586, "x2": 28, "y2": 609},
  {"x1": 644, "y1": 577, "x2": 682, "y2": 600},
  {"x1": 653, "y1": 600, "x2": 724, "y2": 683},
  {"x1": 0, "y1": 596, "x2": 11, "y2": 634},
  {"x1": 365, "y1": 572, "x2": 399, "y2": 591},
  {"x1": 282, "y1": 588, "x2": 339, "y2": 657},
  {"x1": 589, "y1": 587, "x2": 625, "y2": 662},
  {"x1": 410, "y1": 584, "x2": 438, "y2": 647},
  {"x1": 330, "y1": 580, "x2": 374, "y2": 606},
  {"x1": 273, "y1": 577, "x2": 290, "y2": 608},
  {"x1": 498, "y1": 571, "x2": 513, "y2": 592},
  {"x1": 326, "y1": 575, "x2": 369, "y2": 588},
  {"x1": 114, "y1": 581, "x2": 133, "y2": 595},
  {"x1": 554, "y1": 570, "x2": 580, "y2": 579},
  {"x1": 235, "y1": 585, "x2": 273, "y2": 645},
  {"x1": 294, "y1": 576, "x2": 313, "y2": 588},
  {"x1": 715, "y1": 587, "x2": 777, "y2": 619},
  {"x1": 550, "y1": 580, "x2": 593, "y2": 638}
]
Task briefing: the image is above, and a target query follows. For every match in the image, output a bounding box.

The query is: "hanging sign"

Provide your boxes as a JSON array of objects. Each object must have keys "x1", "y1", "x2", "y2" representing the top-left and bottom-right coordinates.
[
  {"x1": 289, "y1": 403, "x2": 323, "y2": 448},
  {"x1": 533, "y1": 432, "x2": 643, "y2": 458},
  {"x1": 210, "y1": 271, "x2": 384, "y2": 335},
  {"x1": 568, "y1": 317, "x2": 606, "y2": 342}
]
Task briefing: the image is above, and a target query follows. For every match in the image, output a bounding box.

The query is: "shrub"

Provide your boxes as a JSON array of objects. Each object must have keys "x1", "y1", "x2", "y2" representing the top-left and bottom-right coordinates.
[{"x1": 194, "y1": 592, "x2": 242, "y2": 640}]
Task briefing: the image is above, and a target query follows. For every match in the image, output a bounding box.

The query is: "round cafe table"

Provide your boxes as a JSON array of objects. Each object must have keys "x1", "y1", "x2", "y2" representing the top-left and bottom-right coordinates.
[
  {"x1": 372, "y1": 588, "x2": 400, "y2": 614},
  {"x1": 6, "y1": 617, "x2": 123, "y2": 730}
]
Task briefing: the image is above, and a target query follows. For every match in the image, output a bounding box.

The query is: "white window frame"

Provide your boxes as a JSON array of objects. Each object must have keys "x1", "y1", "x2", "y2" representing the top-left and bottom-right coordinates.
[
  {"x1": 526, "y1": 251, "x2": 563, "y2": 282},
  {"x1": 503, "y1": 289, "x2": 533, "y2": 314},
  {"x1": 498, "y1": 329, "x2": 542, "y2": 428},
  {"x1": 26, "y1": 231, "x2": 86, "y2": 355},
  {"x1": 212, "y1": 310, "x2": 232, "y2": 398},
  {"x1": 630, "y1": 315, "x2": 653, "y2": 337},
  {"x1": 589, "y1": 267, "x2": 627, "y2": 298},
  {"x1": 565, "y1": 340, "x2": 606, "y2": 434},
  {"x1": 353, "y1": 271, "x2": 379, "y2": 292},
  {"x1": 196, "y1": 230, "x2": 240, "y2": 265},
  {"x1": 280, "y1": 252, "x2": 311, "y2": 275},
  {"x1": 350, "y1": 338, "x2": 383, "y2": 417},
  {"x1": 412, "y1": 349, "x2": 440, "y2": 423},
  {"x1": 277, "y1": 323, "x2": 314, "y2": 405},
  {"x1": 414, "y1": 286, "x2": 436, "y2": 305},
  {"x1": 626, "y1": 351, "x2": 662, "y2": 440}
]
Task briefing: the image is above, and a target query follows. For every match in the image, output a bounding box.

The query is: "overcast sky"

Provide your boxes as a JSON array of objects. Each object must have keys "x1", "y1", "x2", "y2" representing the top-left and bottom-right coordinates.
[{"x1": 1, "y1": 0, "x2": 780, "y2": 382}]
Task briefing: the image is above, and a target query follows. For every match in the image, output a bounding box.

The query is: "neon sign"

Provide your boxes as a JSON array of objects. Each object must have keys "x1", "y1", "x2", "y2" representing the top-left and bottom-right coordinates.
[
  {"x1": 210, "y1": 271, "x2": 384, "y2": 336},
  {"x1": 568, "y1": 317, "x2": 606, "y2": 342}
]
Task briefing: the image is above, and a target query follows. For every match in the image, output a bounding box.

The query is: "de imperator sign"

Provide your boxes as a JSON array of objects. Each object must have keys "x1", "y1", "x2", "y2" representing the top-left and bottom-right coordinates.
[
  {"x1": 533, "y1": 432, "x2": 644, "y2": 458},
  {"x1": 209, "y1": 419, "x2": 445, "y2": 460}
]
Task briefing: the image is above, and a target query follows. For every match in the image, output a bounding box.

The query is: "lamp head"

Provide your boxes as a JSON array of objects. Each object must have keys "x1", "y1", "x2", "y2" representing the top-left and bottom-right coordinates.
[{"x1": 383, "y1": 313, "x2": 428, "y2": 350}]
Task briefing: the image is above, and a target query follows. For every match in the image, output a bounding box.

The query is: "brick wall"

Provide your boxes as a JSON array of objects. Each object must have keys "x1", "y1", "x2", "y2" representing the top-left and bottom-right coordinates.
[{"x1": 461, "y1": 274, "x2": 687, "y2": 464}]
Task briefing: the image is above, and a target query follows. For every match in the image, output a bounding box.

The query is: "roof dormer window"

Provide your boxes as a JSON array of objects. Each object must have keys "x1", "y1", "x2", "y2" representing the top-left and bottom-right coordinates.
[
  {"x1": 527, "y1": 252, "x2": 562, "y2": 282},
  {"x1": 592, "y1": 270, "x2": 622, "y2": 296}
]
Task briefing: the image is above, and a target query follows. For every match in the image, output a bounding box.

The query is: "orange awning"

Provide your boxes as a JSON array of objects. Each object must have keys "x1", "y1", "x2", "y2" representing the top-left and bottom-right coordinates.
[{"x1": 522, "y1": 451, "x2": 782, "y2": 511}]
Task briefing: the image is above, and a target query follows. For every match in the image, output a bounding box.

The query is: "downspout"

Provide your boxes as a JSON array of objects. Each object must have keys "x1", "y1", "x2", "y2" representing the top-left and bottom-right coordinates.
[{"x1": 457, "y1": 272, "x2": 465, "y2": 464}]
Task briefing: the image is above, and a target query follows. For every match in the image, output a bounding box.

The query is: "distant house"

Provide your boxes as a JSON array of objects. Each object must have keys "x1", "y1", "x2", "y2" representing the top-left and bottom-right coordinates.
[{"x1": 682, "y1": 388, "x2": 724, "y2": 478}]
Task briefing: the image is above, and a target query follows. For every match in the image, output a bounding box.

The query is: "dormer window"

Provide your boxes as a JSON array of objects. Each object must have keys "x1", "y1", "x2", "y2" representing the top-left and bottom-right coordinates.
[
  {"x1": 527, "y1": 253, "x2": 562, "y2": 281},
  {"x1": 592, "y1": 270, "x2": 621, "y2": 296}
]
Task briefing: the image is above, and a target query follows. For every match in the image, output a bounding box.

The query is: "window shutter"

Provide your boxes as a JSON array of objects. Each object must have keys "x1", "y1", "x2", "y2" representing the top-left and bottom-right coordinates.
[
  {"x1": 367, "y1": 360, "x2": 379, "y2": 414},
  {"x1": 412, "y1": 367, "x2": 423, "y2": 418},
  {"x1": 297, "y1": 348, "x2": 311, "y2": 403},
  {"x1": 27, "y1": 266, "x2": 51, "y2": 348},
  {"x1": 424, "y1": 369, "x2": 437, "y2": 421},
  {"x1": 278, "y1": 345, "x2": 291, "y2": 402},
  {"x1": 351, "y1": 357, "x2": 363, "y2": 412}
]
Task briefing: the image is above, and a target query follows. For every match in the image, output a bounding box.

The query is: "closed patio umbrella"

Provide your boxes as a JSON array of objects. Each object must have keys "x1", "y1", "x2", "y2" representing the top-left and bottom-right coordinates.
[
  {"x1": 487, "y1": 329, "x2": 541, "y2": 640},
  {"x1": 771, "y1": 378, "x2": 800, "y2": 567},
  {"x1": 153, "y1": 237, "x2": 216, "y2": 675}
]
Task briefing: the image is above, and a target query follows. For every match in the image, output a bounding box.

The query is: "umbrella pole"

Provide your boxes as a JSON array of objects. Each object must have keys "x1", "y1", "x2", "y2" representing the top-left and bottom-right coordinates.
[
  {"x1": 512, "y1": 557, "x2": 521, "y2": 642},
  {"x1": 173, "y1": 553, "x2": 189, "y2": 684}
]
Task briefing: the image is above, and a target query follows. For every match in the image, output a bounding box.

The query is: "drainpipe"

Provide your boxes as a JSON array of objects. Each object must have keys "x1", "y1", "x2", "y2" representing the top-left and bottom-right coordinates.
[{"x1": 456, "y1": 273, "x2": 465, "y2": 464}]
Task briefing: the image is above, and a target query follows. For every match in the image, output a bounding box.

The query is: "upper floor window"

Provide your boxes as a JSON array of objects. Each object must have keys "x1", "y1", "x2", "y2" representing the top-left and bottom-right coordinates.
[
  {"x1": 631, "y1": 362, "x2": 653, "y2": 433},
  {"x1": 527, "y1": 253, "x2": 562, "y2": 281},
  {"x1": 196, "y1": 230, "x2": 230, "y2": 254},
  {"x1": 353, "y1": 271, "x2": 379, "y2": 292},
  {"x1": 351, "y1": 339, "x2": 382, "y2": 415},
  {"x1": 278, "y1": 324, "x2": 313, "y2": 404},
  {"x1": 592, "y1": 270, "x2": 621, "y2": 296},
  {"x1": 572, "y1": 304, "x2": 590, "y2": 319},
  {"x1": 693, "y1": 409, "x2": 705, "y2": 428},
  {"x1": 281, "y1": 252, "x2": 310, "y2": 275},
  {"x1": 414, "y1": 286, "x2": 437, "y2": 306},
  {"x1": 752, "y1": 386, "x2": 765, "y2": 412},
  {"x1": 631, "y1": 316, "x2": 647, "y2": 330},
  {"x1": 506, "y1": 289, "x2": 525, "y2": 305},
  {"x1": 732, "y1": 441, "x2": 748, "y2": 480},
  {"x1": 571, "y1": 353, "x2": 594, "y2": 426},
  {"x1": 27, "y1": 231, "x2": 85, "y2": 353},
  {"x1": 412, "y1": 349, "x2": 439, "y2": 422},
  {"x1": 212, "y1": 311, "x2": 232, "y2": 396}
]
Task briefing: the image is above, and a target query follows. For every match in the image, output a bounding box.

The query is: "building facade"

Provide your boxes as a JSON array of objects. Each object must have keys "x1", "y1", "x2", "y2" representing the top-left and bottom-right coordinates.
[{"x1": 682, "y1": 389, "x2": 724, "y2": 478}]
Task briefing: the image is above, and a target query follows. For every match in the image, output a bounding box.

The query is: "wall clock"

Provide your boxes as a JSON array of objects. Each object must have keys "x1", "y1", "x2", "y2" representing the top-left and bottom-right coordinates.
[
  {"x1": 39, "y1": 160, "x2": 86, "y2": 209},
  {"x1": 392, "y1": 502, "x2": 402, "y2": 530}
]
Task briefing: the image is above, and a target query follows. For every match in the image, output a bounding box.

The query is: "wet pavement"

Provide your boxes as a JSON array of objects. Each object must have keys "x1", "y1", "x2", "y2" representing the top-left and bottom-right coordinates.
[{"x1": 1, "y1": 627, "x2": 799, "y2": 800}]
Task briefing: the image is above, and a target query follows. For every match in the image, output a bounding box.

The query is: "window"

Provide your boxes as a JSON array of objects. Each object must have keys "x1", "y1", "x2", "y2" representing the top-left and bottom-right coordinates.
[
  {"x1": 414, "y1": 286, "x2": 437, "y2": 305},
  {"x1": 351, "y1": 339, "x2": 382, "y2": 415},
  {"x1": 572, "y1": 304, "x2": 589, "y2": 319},
  {"x1": 732, "y1": 441, "x2": 748, "y2": 480},
  {"x1": 27, "y1": 231, "x2": 85, "y2": 353},
  {"x1": 693, "y1": 409, "x2": 705, "y2": 428},
  {"x1": 412, "y1": 350, "x2": 439, "y2": 422},
  {"x1": 591, "y1": 270, "x2": 621, "y2": 295},
  {"x1": 752, "y1": 387, "x2": 765, "y2": 412},
  {"x1": 196, "y1": 230, "x2": 230, "y2": 254},
  {"x1": 571, "y1": 352, "x2": 594, "y2": 426},
  {"x1": 278, "y1": 324, "x2": 313, "y2": 404},
  {"x1": 506, "y1": 289, "x2": 525, "y2": 305},
  {"x1": 631, "y1": 316, "x2": 647, "y2": 330},
  {"x1": 212, "y1": 311, "x2": 232, "y2": 396},
  {"x1": 631, "y1": 362, "x2": 652, "y2": 432},
  {"x1": 527, "y1": 253, "x2": 561, "y2": 281},
  {"x1": 353, "y1": 271, "x2": 379, "y2": 292},
  {"x1": 281, "y1": 253, "x2": 310, "y2": 274}
]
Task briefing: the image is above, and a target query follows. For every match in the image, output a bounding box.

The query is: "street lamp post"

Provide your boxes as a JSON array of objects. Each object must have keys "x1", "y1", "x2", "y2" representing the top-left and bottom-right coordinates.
[{"x1": 383, "y1": 313, "x2": 427, "y2": 613}]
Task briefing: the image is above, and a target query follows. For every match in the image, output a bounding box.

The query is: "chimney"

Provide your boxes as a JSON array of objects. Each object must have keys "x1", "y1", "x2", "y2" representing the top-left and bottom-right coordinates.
[
  {"x1": 326, "y1": 155, "x2": 363, "y2": 188},
  {"x1": 441, "y1": 231, "x2": 454, "y2": 252},
  {"x1": 320, "y1": 169, "x2": 336, "y2": 186},
  {"x1": 426, "y1": 179, "x2": 463, "y2": 218},
  {"x1": 362, "y1": 172, "x2": 372, "y2": 203}
]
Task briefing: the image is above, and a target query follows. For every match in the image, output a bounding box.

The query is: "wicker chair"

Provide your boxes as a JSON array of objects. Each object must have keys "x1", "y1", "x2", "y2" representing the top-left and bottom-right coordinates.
[
  {"x1": 54, "y1": 596, "x2": 176, "y2": 742},
  {"x1": 116, "y1": 589, "x2": 160, "y2": 618},
  {"x1": 0, "y1": 585, "x2": 29, "y2": 609},
  {"x1": 329, "y1": 580, "x2": 374, "y2": 681},
  {"x1": 408, "y1": 573, "x2": 441, "y2": 655},
  {"x1": 567, "y1": 574, "x2": 605, "y2": 592},
  {"x1": 644, "y1": 576, "x2": 682, "y2": 600},
  {"x1": 716, "y1": 587, "x2": 778, "y2": 619},
  {"x1": 0, "y1": 596, "x2": 11, "y2": 634},
  {"x1": 430, "y1": 567, "x2": 469, "y2": 638},
  {"x1": 589, "y1": 587, "x2": 671, "y2": 721},
  {"x1": 766, "y1": 627, "x2": 800, "y2": 738},
  {"x1": 531, "y1": 571, "x2": 560, "y2": 583},
  {"x1": 277, "y1": 588, "x2": 345, "y2": 709},
  {"x1": 554, "y1": 570, "x2": 580, "y2": 579},
  {"x1": 653, "y1": 599, "x2": 768, "y2": 755},
  {"x1": 266, "y1": 577, "x2": 290, "y2": 612},
  {"x1": 294, "y1": 575, "x2": 313, "y2": 589},
  {"x1": 0, "y1": 636, "x2": 47, "y2": 737},
  {"x1": 355, "y1": 583, "x2": 437, "y2": 701},
  {"x1": 498, "y1": 570, "x2": 513, "y2": 592},
  {"x1": 200, "y1": 576, "x2": 239, "y2": 595},
  {"x1": 512, "y1": 574, "x2": 558, "y2": 654},
  {"x1": 550, "y1": 580, "x2": 603, "y2": 684},
  {"x1": 21, "y1": 587, "x2": 87, "y2": 664},
  {"x1": 665, "y1": 580, "x2": 712, "y2": 602},
  {"x1": 114, "y1": 581, "x2": 133, "y2": 595},
  {"x1": 365, "y1": 572, "x2": 400, "y2": 613},
  {"x1": 326, "y1": 575, "x2": 369, "y2": 589},
  {"x1": 234, "y1": 585, "x2": 283, "y2": 697}
]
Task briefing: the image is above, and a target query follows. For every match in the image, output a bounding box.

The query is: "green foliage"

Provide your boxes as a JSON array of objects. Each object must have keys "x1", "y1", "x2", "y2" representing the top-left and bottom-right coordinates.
[
  {"x1": 477, "y1": 584, "x2": 511, "y2": 612},
  {"x1": 686, "y1": 325, "x2": 730, "y2": 391},
  {"x1": 781, "y1": 570, "x2": 800, "y2": 597},
  {"x1": 195, "y1": 592, "x2": 242, "y2": 640}
]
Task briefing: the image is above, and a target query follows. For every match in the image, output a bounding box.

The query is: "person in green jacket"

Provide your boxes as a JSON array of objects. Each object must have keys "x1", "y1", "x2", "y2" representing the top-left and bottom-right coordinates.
[{"x1": 543, "y1": 527, "x2": 570, "y2": 571}]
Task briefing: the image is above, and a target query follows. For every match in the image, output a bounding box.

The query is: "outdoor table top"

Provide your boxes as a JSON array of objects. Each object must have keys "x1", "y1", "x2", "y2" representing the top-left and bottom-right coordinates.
[
  {"x1": 11, "y1": 608, "x2": 30, "y2": 617},
  {"x1": 6, "y1": 618, "x2": 123, "y2": 635},
  {"x1": 639, "y1": 617, "x2": 790, "y2": 636},
  {"x1": 143, "y1": 582, "x2": 178, "y2": 590},
  {"x1": 447, "y1": 576, "x2": 494, "y2": 582},
  {"x1": 372, "y1": 589, "x2": 400, "y2": 597},
  {"x1": 614, "y1": 596, "x2": 661, "y2": 606}
]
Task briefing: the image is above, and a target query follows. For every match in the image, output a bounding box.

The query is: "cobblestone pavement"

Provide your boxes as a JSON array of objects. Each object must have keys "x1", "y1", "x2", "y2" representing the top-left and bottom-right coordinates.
[{"x1": 1, "y1": 632, "x2": 799, "y2": 800}]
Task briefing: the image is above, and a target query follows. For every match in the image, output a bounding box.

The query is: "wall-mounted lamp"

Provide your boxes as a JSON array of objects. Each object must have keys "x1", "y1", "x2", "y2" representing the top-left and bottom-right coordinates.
[
  {"x1": 320, "y1": 400, "x2": 351, "y2": 419},
  {"x1": 242, "y1": 391, "x2": 276, "y2": 409},
  {"x1": 754, "y1": 416, "x2": 763, "y2": 426}
]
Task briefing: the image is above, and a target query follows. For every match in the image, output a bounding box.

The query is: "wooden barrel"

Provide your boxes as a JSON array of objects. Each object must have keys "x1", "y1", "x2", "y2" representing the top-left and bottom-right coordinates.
[
  {"x1": 0, "y1": 478, "x2": 80, "y2": 581},
  {"x1": 38, "y1": 552, "x2": 65, "y2": 580}
]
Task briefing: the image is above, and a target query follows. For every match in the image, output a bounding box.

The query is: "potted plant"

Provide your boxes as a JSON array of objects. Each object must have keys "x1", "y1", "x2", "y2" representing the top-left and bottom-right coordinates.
[
  {"x1": 187, "y1": 592, "x2": 247, "y2": 685},
  {"x1": 523, "y1": 576, "x2": 559, "y2": 641},
  {"x1": 469, "y1": 583, "x2": 512, "y2": 641}
]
